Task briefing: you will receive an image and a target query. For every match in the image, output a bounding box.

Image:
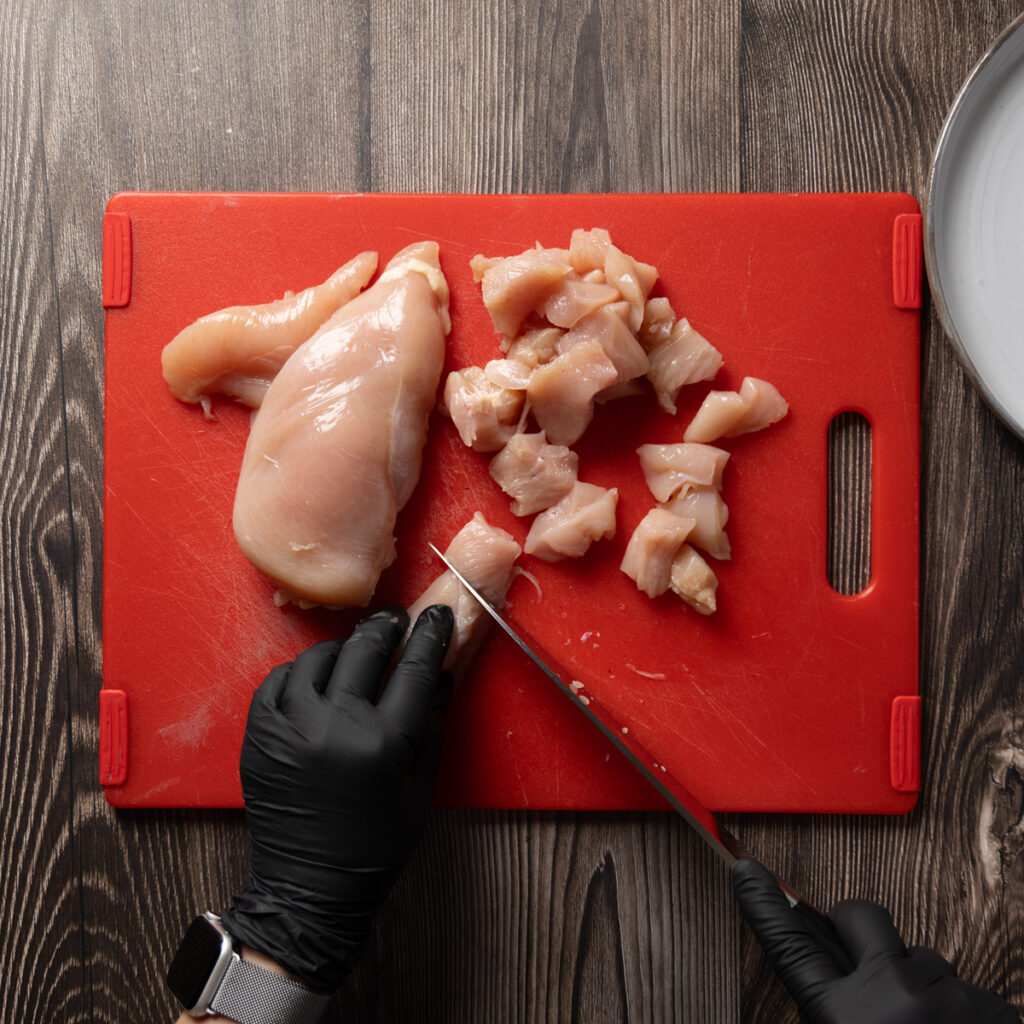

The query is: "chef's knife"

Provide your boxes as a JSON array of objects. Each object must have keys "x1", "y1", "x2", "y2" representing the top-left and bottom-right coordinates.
[{"x1": 428, "y1": 542, "x2": 856, "y2": 973}]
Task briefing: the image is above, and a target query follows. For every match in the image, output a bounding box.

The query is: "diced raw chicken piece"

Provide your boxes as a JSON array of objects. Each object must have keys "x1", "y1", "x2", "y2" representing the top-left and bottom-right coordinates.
[
  {"x1": 503, "y1": 326, "x2": 564, "y2": 366},
  {"x1": 442, "y1": 366, "x2": 525, "y2": 452},
  {"x1": 538, "y1": 275, "x2": 620, "y2": 328},
  {"x1": 664, "y1": 487, "x2": 731, "y2": 560},
  {"x1": 637, "y1": 443, "x2": 730, "y2": 502},
  {"x1": 646, "y1": 318, "x2": 723, "y2": 415},
  {"x1": 670, "y1": 544, "x2": 718, "y2": 615},
  {"x1": 638, "y1": 297, "x2": 675, "y2": 350},
  {"x1": 407, "y1": 513, "x2": 522, "y2": 669},
  {"x1": 620, "y1": 508, "x2": 696, "y2": 598},
  {"x1": 683, "y1": 376, "x2": 788, "y2": 443},
  {"x1": 472, "y1": 248, "x2": 572, "y2": 338},
  {"x1": 524, "y1": 481, "x2": 618, "y2": 562},
  {"x1": 232, "y1": 241, "x2": 449, "y2": 607},
  {"x1": 568, "y1": 228, "x2": 614, "y2": 274},
  {"x1": 604, "y1": 245, "x2": 658, "y2": 332},
  {"x1": 526, "y1": 339, "x2": 618, "y2": 446},
  {"x1": 161, "y1": 252, "x2": 379, "y2": 410},
  {"x1": 735, "y1": 376, "x2": 789, "y2": 436},
  {"x1": 557, "y1": 304, "x2": 649, "y2": 383},
  {"x1": 484, "y1": 358, "x2": 532, "y2": 391},
  {"x1": 489, "y1": 431, "x2": 579, "y2": 516}
]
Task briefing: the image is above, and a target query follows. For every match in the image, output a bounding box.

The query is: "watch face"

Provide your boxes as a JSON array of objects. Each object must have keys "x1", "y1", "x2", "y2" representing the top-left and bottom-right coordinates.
[{"x1": 167, "y1": 916, "x2": 231, "y2": 1011}]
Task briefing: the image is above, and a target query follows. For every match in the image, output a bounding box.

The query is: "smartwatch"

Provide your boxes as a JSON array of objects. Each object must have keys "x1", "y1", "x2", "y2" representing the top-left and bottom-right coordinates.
[{"x1": 167, "y1": 912, "x2": 331, "y2": 1023}]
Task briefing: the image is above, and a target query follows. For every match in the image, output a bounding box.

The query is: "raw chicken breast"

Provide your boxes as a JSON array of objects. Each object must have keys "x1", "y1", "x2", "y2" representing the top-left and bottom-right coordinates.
[
  {"x1": 524, "y1": 481, "x2": 618, "y2": 561},
  {"x1": 526, "y1": 338, "x2": 618, "y2": 446},
  {"x1": 620, "y1": 508, "x2": 696, "y2": 597},
  {"x1": 407, "y1": 512, "x2": 522, "y2": 669},
  {"x1": 489, "y1": 431, "x2": 579, "y2": 516},
  {"x1": 646, "y1": 318, "x2": 723, "y2": 415},
  {"x1": 232, "y1": 241, "x2": 449, "y2": 607},
  {"x1": 665, "y1": 487, "x2": 731, "y2": 560},
  {"x1": 670, "y1": 544, "x2": 718, "y2": 615},
  {"x1": 472, "y1": 248, "x2": 572, "y2": 338},
  {"x1": 557, "y1": 303, "x2": 649, "y2": 384},
  {"x1": 443, "y1": 366, "x2": 524, "y2": 451},
  {"x1": 161, "y1": 252, "x2": 378, "y2": 409},
  {"x1": 684, "y1": 376, "x2": 788, "y2": 443},
  {"x1": 638, "y1": 443, "x2": 730, "y2": 502}
]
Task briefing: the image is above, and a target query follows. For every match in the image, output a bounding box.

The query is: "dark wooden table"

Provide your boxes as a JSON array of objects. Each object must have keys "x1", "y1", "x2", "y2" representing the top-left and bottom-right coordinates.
[{"x1": 3, "y1": 2, "x2": 1023, "y2": 1021}]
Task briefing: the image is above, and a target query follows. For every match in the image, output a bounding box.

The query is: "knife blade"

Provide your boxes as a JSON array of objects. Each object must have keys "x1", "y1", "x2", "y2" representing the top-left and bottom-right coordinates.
[{"x1": 428, "y1": 541, "x2": 856, "y2": 973}]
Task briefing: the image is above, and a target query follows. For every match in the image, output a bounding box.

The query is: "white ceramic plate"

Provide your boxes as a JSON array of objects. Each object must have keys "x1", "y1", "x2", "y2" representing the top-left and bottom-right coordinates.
[{"x1": 926, "y1": 12, "x2": 1024, "y2": 440}]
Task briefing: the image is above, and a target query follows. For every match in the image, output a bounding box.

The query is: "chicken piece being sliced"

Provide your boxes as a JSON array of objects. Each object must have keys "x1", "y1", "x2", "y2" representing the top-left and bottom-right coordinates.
[
  {"x1": 503, "y1": 326, "x2": 564, "y2": 366},
  {"x1": 683, "y1": 376, "x2": 788, "y2": 443},
  {"x1": 538, "y1": 275, "x2": 620, "y2": 329},
  {"x1": 646, "y1": 318, "x2": 723, "y2": 415},
  {"x1": 232, "y1": 241, "x2": 449, "y2": 607},
  {"x1": 161, "y1": 252, "x2": 379, "y2": 410},
  {"x1": 489, "y1": 431, "x2": 579, "y2": 516},
  {"x1": 664, "y1": 487, "x2": 731, "y2": 560},
  {"x1": 471, "y1": 248, "x2": 572, "y2": 338},
  {"x1": 408, "y1": 512, "x2": 522, "y2": 669},
  {"x1": 524, "y1": 481, "x2": 619, "y2": 562},
  {"x1": 442, "y1": 366, "x2": 525, "y2": 452},
  {"x1": 637, "y1": 443, "x2": 730, "y2": 502},
  {"x1": 620, "y1": 508, "x2": 696, "y2": 598},
  {"x1": 670, "y1": 544, "x2": 718, "y2": 615},
  {"x1": 527, "y1": 339, "x2": 618, "y2": 446},
  {"x1": 557, "y1": 303, "x2": 649, "y2": 384}
]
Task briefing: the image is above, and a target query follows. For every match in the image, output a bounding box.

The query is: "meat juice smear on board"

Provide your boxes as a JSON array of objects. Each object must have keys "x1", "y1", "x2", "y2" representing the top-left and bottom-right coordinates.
[{"x1": 442, "y1": 227, "x2": 789, "y2": 615}]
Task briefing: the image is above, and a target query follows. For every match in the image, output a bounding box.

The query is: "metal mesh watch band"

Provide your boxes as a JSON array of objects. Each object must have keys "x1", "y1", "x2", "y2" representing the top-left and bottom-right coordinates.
[{"x1": 210, "y1": 956, "x2": 332, "y2": 1024}]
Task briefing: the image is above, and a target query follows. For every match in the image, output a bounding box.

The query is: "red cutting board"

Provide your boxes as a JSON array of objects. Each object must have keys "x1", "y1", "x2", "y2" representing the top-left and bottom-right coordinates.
[{"x1": 101, "y1": 192, "x2": 921, "y2": 813}]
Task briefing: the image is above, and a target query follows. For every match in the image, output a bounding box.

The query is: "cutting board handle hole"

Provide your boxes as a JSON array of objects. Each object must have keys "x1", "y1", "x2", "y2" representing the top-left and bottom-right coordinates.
[{"x1": 827, "y1": 411, "x2": 872, "y2": 595}]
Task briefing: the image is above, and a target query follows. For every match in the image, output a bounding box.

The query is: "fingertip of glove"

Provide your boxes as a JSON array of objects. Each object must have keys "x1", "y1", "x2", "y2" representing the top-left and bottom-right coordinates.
[
  {"x1": 419, "y1": 603, "x2": 455, "y2": 641},
  {"x1": 374, "y1": 604, "x2": 411, "y2": 629}
]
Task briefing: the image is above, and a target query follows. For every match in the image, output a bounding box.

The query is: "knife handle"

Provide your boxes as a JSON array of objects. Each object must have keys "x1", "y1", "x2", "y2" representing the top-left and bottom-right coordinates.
[{"x1": 790, "y1": 899, "x2": 856, "y2": 975}]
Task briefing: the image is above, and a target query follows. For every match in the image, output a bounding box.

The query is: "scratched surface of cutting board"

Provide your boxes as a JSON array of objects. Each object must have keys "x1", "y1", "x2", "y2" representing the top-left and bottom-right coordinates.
[{"x1": 101, "y1": 192, "x2": 921, "y2": 812}]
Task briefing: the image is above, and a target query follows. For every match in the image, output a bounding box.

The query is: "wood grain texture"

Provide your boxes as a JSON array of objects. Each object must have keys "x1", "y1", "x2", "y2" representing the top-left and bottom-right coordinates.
[{"x1": 2, "y1": 0, "x2": 1023, "y2": 1021}]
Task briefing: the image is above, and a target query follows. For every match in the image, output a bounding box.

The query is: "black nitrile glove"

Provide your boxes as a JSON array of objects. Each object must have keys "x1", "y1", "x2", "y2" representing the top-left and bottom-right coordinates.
[
  {"x1": 733, "y1": 858, "x2": 1021, "y2": 1024},
  {"x1": 221, "y1": 604, "x2": 455, "y2": 992}
]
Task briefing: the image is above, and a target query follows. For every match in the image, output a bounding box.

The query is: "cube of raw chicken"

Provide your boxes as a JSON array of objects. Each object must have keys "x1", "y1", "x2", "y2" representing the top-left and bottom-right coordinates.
[
  {"x1": 637, "y1": 443, "x2": 730, "y2": 502},
  {"x1": 471, "y1": 248, "x2": 572, "y2": 338},
  {"x1": 620, "y1": 508, "x2": 697, "y2": 597},
  {"x1": 442, "y1": 366, "x2": 525, "y2": 452},
  {"x1": 557, "y1": 303, "x2": 649, "y2": 384},
  {"x1": 161, "y1": 251, "x2": 379, "y2": 410},
  {"x1": 568, "y1": 228, "x2": 658, "y2": 331},
  {"x1": 645, "y1": 317, "x2": 723, "y2": 415},
  {"x1": 503, "y1": 326, "x2": 564, "y2": 366},
  {"x1": 664, "y1": 487, "x2": 731, "y2": 560},
  {"x1": 489, "y1": 431, "x2": 579, "y2": 516},
  {"x1": 684, "y1": 377, "x2": 789, "y2": 443},
  {"x1": 407, "y1": 512, "x2": 522, "y2": 669},
  {"x1": 484, "y1": 358, "x2": 533, "y2": 391},
  {"x1": 538, "y1": 275, "x2": 620, "y2": 328},
  {"x1": 232, "y1": 241, "x2": 449, "y2": 608},
  {"x1": 670, "y1": 544, "x2": 718, "y2": 615},
  {"x1": 526, "y1": 338, "x2": 618, "y2": 446},
  {"x1": 524, "y1": 481, "x2": 619, "y2": 562}
]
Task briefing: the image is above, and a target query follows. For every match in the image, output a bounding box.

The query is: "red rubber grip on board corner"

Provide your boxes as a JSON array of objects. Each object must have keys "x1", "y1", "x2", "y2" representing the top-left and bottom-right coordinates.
[
  {"x1": 889, "y1": 695, "x2": 921, "y2": 792},
  {"x1": 99, "y1": 689, "x2": 129, "y2": 786},
  {"x1": 102, "y1": 212, "x2": 132, "y2": 308},
  {"x1": 892, "y1": 213, "x2": 923, "y2": 310}
]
